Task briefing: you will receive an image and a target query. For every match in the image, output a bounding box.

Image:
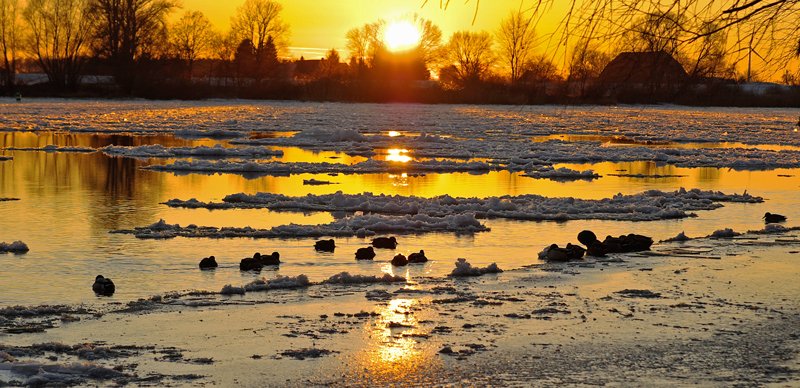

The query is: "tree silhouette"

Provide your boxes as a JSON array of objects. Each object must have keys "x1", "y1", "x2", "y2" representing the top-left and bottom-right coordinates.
[
  {"x1": 171, "y1": 10, "x2": 217, "y2": 80},
  {"x1": 0, "y1": 0, "x2": 21, "y2": 93},
  {"x1": 496, "y1": 9, "x2": 537, "y2": 84},
  {"x1": 439, "y1": 30, "x2": 495, "y2": 87},
  {"x1": 230, "y1": 0, "x2": 289, "y2": 82},
  {"x1": 23, "y1": 0, "x2": 92, "y2": 90},
  {"x1": 88, "y1": 0, "x2": 178, "y2": 91}
]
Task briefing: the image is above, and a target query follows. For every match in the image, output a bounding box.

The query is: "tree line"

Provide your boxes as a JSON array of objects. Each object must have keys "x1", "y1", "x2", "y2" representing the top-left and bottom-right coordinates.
[{"x1": 0, "y1": 0, "x2": 797, "y2": 105}]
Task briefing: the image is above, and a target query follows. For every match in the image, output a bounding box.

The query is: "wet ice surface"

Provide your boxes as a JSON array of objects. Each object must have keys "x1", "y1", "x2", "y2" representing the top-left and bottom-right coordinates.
[
  {"x1": 0, "y1": 237, "x2": 798, "y2": 387},
  {"x1": 0, "y1": 99, "x2": 799, "y2": 386}
]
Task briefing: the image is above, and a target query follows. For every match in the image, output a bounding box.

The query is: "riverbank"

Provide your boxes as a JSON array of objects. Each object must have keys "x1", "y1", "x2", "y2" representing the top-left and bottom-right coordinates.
[{"x1": 1, "y1": 232, "x2": 798, "y2": 387}]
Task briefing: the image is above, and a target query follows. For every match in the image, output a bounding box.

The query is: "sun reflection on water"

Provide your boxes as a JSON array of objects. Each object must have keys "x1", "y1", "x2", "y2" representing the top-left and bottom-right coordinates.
[
  {"x1": 357, "y1": 298, "x2": 436, "y2": 376},
  {"x1": 386, "y1": 148, "x2": 411, "y2": 163}
]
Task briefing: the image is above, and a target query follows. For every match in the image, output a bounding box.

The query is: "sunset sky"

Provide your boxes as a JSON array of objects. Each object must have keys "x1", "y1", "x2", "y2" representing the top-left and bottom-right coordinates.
[{"x1": 190, "y1": 0, "x2": 563, "y2": 60}]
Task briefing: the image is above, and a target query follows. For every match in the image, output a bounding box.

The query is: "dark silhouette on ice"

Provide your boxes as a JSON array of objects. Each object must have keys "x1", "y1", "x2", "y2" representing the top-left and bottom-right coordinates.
[
  {"x1": 199, "y1": 255, "x2": 218, "y2": 269},
  {"x1": 92, "y1": 275, "x2": 115, "y2": 296},
  {"x1": 240, "y1": 254, "x2": 263, "y2": 271},
  {"x1": 578, "y1": 230, "x2": 653, "y2": 257},
  {"x1": 408, "y1": 250, "x2": 428, "y2": 263},
  {"x1": 391, "y1": 253, "x2": 408, "y2": 266},
  {"x1": 763, "y1": 212, "x2": 787, "y2": 223},
  {"x1": 314, "y1": 239, "x2": 336, "y2": 252},
  {"x1": 372, "y1": 236, "x2": 398, "y2": 249},
  {"x1": 545, "y1": 244, "x2": 585, "y2": 262},
  {"x1": 258, "y1": 252, "x2": 281, "y2": 266},
  {"x1": 355, "y1": 246, "x2": 376, "y2": 260}
]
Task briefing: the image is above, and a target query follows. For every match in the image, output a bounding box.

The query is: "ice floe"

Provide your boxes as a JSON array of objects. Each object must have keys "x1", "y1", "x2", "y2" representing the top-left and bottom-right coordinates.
[
  {"x1": 522, "y1": 166, "x2": 601, "y2": 180},
  {"x1": 4, "y1": 145, "x2": 95, "y2": 153},
  {"x1": 141, "y1": 158, "x2": 494, "y2": 175},
  {"x1": 303, "y1": 178, "x2": 337, "y2": 185},
  {"x1": 449, "y1": 258, "x2": 503, "y2": 276},
  {"x1": 323, "y1": 272, "x2": 406, "y2": 284},
  {"x1": 218, "y1": 272, "x2": 404, "y2": 295},
  {"x1": 111, "y1": 213, "x2": 489, "y2": 239},
  {"x1": 100, "y1": 144, "x2": 283, "y2": 159},
  {"x1": 163, "y1": 188, "x2": 762, "y2": 222},
  {"x1": 0, "y1": 360, "x2": 125, "y2": 385},
  {"x1": 709, "y1": 228, "x2": 741, "y2": 238}
]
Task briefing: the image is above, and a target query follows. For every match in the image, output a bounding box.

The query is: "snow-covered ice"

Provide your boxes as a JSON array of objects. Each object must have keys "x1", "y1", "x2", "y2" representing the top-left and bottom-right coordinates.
[
  {"x1": 162, "y1": 187, "x2": 762, "y2": 222},
  {"x1": 101, "y1": 144, "x2": 283, "y2": 159}
]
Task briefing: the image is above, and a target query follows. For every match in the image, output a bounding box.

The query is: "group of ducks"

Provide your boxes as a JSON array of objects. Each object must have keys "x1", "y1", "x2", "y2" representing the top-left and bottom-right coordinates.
[
  {"x1": 354, "y1": 237, "x2": 428, "y2": 266},
  {"x1": 545, "y1": 230, "x2": 655, "y2": 262},
  {"x1": 193, "y1": 236, "x2": 427, "y2": 272},
  {"x1": 95, "y1": 212, "x2": 788, "y2": 295},
  {"x1": 545, "y1": 212, "x2": 789, "y2": 263}
]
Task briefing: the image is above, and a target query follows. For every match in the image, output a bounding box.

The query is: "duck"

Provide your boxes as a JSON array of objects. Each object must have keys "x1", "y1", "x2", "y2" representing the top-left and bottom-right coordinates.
[
  {"x1": 92, "y1": 275, "x2": 115, "y2": 296},
  {"x1": 240, "y1": 254, "x2": 263, "y2": 271},
  {"x1": 577, "y1": 230, "x2": 598, "y2": 247},
  {"x1": 314, "y1": 239, "x2": 336, "y2": 252},
  {"x1": 372, "y1": 236, "x2": 398, "y2": 249},
  {"x1": 199, "y1": 255, "x2": 218, "y2": 269},
  {"x1": 619, "y1": 234, "x2": 653, "y2": 252},
  {"x1": 391, "y1": 253, "x2": 408, "y2": 266},
  {"x1": 408, "y1": 250, "x2": 427, "y2": 263},
  {"x1": 258, "y1": 252, "x2": 280, "y2": 266},
  {"x1": 355, "y1": 246, "x2": 376, "y2": 260},
  {"x1": 764, "y1": 212, "x2": 787, "y2": 223},
  {"x1": 565, "y1": 243, "x2": 586, "y2": 260},
  {"x1": 545, "y1": 244, "x2": 569, "y2": 262}
]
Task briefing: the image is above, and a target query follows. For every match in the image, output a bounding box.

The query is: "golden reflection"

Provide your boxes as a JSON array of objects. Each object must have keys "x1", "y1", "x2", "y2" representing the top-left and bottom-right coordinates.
[
  {"x1": 388, "y1": 173, "x2": 409, "y2": 187},
  {"x1": 358, "y1": 298, "x2": 434, "y2": 376},
  {"x1": 386, "y1": 148, "x2": 411, "y2": 163}
]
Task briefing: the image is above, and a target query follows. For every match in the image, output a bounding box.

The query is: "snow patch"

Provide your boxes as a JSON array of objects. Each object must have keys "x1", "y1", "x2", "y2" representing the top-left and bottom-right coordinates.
[{"x1": 449, "y1": 258, "x2": 503, "y2": 276}]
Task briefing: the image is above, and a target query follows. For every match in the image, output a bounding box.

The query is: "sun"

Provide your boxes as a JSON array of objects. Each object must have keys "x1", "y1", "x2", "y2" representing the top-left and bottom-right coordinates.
[{"x1": 385, "y1": 21, "x2": 421, "y2": 52}]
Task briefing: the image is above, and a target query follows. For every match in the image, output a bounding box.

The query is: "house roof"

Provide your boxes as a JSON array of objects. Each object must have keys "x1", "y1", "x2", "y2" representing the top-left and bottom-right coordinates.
[{"x1": 598, "y1": 51, "x2": 688, "y2": 84}]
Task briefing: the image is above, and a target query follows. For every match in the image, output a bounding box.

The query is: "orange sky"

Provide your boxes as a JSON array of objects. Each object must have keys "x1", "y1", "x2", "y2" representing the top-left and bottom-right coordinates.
[{"x1": 187, "y1": 0, "x2": 563, "y2": 60}]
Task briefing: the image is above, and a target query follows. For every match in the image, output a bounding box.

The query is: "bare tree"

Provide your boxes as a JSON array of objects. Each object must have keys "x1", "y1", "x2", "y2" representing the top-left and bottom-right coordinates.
[
  {"x1": 496, "y1": 9, "x2": 537, "y2": 84},
  {"x1": 439, "y1": 30, "x2": 495, "y2": 87},
  {"x1": 345, "y1": 20, "x2": 386, "y2": 72},
  {"x1": 316, "y1": 48, "x2": 344, "y2": 79},
  {"x1": 568, "y1": 39, "x2": 610, "y2": 97},
  {"x1": 171, "y1": 10, "x2": 217, "y2": 80},
  {"x1": 0, "y1": 0, "x2": 21, "y2": 91},
  {"x1": 402, "y1": 13, "x2": 442, "y2": 67},
  {"x1": 23, "y1": 0, "x2": 92, "y2": 90},
  {"x1": 432, "y1": 1, "x2": 800, "y2": 79},
  {"x1": 618, "y1": 11, "x2": 686, "y2": 56},
  {"x1": 88, "y1": 0, "x2": 179, "y2": 88},
  {"x1": 230, "y1": 0, "x2": 290, "y2": 82}
]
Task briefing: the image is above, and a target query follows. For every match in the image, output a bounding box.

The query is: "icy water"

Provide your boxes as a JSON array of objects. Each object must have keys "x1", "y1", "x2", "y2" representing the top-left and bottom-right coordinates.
[{"x1": 0, "y1": 99, "x2": 798, "y2": 306}]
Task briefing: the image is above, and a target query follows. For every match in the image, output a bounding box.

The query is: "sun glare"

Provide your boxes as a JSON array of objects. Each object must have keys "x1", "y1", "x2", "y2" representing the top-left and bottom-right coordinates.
[{"x1": 385, "y1": 21, "x2": 421, "y2": 52}]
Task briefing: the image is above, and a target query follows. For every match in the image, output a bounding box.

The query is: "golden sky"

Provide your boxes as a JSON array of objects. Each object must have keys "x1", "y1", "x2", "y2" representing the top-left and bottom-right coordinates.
[{"x1": 187, "y1": 0, "x2": 558, "y2": 59}]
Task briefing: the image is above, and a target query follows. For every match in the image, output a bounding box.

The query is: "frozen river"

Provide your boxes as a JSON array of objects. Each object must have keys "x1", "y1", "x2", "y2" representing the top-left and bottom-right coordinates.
[{"x1": 1, "y1": 99, "x2": 799, "y2": 306}]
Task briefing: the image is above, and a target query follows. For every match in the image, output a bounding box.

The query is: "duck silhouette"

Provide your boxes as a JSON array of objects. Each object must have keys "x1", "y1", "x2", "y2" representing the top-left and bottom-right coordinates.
[
  {"x1": 199, "y1": 256, "x2": 218, "y2": 269},
  {"x1": 240, "y1": 254, "x2": 263, "y2": 271},
  {"x1": 372, "y1": 237, "x2": 398, "y2": 249},
  {"x1": 314, "y1": 239, "x2": 336, "y2": 252},
  {"x1": 764, "y1": 212, "x2": 787, "y2": 223},
  {"x1": 408, "y1": 250, "x2": 427, "y2": 263},
  {"x1": 258, "y1": 252, "x2": 280, "y2": 266},
  {"x1": 355, "y1": 246, "x2": 376, "y2": 260},
  {"x1": 577, "y1": 230, "x2": 652, "y2": 256},
  {"x1": 92, "y1": 275, "x2": 115, "y2": 296},
  {"x1": 391, "y1": 253, "x2": 408, "y2": 266}
]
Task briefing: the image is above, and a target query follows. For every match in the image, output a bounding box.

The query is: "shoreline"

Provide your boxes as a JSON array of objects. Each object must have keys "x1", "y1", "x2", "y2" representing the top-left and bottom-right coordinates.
[{"x1": 1, "y1": 232, "x2": 799, "y2": 387}]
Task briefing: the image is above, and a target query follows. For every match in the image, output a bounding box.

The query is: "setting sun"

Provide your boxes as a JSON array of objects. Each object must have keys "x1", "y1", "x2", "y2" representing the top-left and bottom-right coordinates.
[{"x1": 385, "y1": 21, "x2": 421, "y2": 52}]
